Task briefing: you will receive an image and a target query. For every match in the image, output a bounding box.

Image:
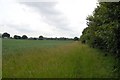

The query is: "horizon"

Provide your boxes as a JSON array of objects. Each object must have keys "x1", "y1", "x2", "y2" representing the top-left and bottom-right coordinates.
[
  {"x1": 0, "y1": 0, "x2": 98, "y2": 38},
  {"x1": 1, "y1": 32, "x2": 75, "y2": 39}
]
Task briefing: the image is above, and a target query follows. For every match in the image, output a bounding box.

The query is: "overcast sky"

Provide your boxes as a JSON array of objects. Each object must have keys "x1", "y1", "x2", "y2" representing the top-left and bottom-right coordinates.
[{"x1": 0, "y1": 0, "x2": 98, "y2": 38}]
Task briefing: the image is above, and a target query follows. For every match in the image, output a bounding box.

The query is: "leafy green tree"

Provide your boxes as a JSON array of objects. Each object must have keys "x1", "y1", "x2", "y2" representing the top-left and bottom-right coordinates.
[
  {"x1": 81, "y1": 2, "x2": 120, "y2": 53},
  {"x1": 0, "y1": 33, "x2": 2, "y2": 38},
  {"x1": 80, "y1": 2, "x2": 120, "y2": 77},
  {"x1": 74, "y1": 37, "x2": 79, "y2": 41},
  {"x1": 22, "y1": 35, "x2": 28, "y2": 39},
  {"x1": 39, "y1": 35, "x2": 44, "y2": 40},
  {"x1": 14, "y1": 35, "x2": 21, "y2": 39},
  {"x1": 2, "y1": 32, "x2": 10, "y2": 38}
]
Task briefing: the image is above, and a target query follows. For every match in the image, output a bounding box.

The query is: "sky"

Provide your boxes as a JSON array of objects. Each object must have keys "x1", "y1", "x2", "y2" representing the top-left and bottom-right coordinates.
[{"x1": 0, "y1": 0, "x2": 98, "y2": 38}]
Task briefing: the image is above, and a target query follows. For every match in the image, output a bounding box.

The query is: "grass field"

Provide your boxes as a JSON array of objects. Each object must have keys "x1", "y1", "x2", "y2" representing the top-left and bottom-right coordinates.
[
  {"x1": 2, "y1": 39, "x2": 117, "y2": 78},
  {"x1": 0, "y1": 38, "x2": 2, "y2": 78}
]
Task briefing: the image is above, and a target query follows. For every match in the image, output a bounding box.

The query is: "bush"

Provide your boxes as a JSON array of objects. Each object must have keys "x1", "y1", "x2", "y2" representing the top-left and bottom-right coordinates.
[
  {"x1": 22, "y1": 35, "x2": 28, "y2": 39},
  {"x1": 2, "y1": 32, "x2": 10, "y2": 38}
]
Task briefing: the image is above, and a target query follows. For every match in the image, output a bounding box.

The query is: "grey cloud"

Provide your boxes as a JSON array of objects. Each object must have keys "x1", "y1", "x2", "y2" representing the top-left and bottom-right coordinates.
[
  {"x1": 20, "y1": 2, "x2": 72, "y2": 32},
  {"x1": 21, "y1": 2, "x2": 60, "y2": 15}
]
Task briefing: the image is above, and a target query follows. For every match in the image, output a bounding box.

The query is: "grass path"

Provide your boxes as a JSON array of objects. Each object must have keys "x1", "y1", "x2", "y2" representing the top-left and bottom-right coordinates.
[{"x1": 3, "y1": 41, "x2": 116, "y2": 78}]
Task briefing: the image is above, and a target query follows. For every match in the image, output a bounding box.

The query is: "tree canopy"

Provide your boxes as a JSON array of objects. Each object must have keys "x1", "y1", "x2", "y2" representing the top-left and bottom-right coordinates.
[
  {"x1": 80, "y1": 2, "x2": 120, "y2": 77},
  {"x1": 39, "y1": 35, "x2": 44, "y2": 40},
  {"x1": 80, "y1": 2, "x2": 120, "y2": 55},
  {"x1": 14, "y1": 35, "x2": 21, "y2": 39},
  {"x1": 74, "y1": 37, "x2": 79, "y2": 41},
  {"x1": 0, "y1": 33, "x2": 2, "y2": 38},
  {"x1": 22, "y1": 35, "x2": 28, "y2": 39},
  {"x1": 2, "y1": 32, "x2": 10, "y2": 38}
]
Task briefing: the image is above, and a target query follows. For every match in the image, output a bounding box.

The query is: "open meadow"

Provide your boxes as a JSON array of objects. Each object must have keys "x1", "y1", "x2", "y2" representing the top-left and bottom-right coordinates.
[{"x1": 2, "y1": 39, "x2": 117, "y2": 78}]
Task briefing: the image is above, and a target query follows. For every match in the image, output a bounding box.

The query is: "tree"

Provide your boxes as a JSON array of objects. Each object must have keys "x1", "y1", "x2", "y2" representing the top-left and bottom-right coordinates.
[
  {"x1": 80, "y1": 2, "x2": 120, "y2": 53},
  {"x1": 80, "y1": 2, "x2": 120, "y2": 77},
  {"x1": 74, "y1": 37, "x2": 79, "y2": 41},
  {"x1": 22, "y1": 35, "x2": 28, "y2": 39},
  {"x1": 0, "y1": 33, "x2": 2, "y2": 38},
  {"x1": 2, "y1": 32, "x2": 10, "y2": 38},
  {"x1": 39, "y1": 35, "x2": 44, "y2": 40},
  {"x1": 14, "y1": 35, "x2": 21, "y2": 39}
]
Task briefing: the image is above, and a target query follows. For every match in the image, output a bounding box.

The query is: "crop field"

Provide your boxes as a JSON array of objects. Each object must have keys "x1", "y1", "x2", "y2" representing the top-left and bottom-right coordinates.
[
  {"x1": 2, "y1": 39, "x2": 117, "y2": 78},
  {"x1": 0, "y1": 38, "x2": 2, "y2": 78}
]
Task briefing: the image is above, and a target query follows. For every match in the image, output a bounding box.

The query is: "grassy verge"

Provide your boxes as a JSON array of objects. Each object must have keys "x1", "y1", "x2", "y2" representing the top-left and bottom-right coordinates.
[
  {"x1": 2, "y1": 40, "x2": 117, "y2": 78},
  {"x1": 0, "y1": 38, "x2": 2, "y2": 79}
]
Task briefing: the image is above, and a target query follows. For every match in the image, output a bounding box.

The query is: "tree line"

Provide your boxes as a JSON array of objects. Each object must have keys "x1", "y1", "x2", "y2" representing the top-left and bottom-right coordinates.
[
  {"x1": 1, "y1": 32, "x2": 79, "y2": 41},
  {"x1": 80, "y1": 2, "x2": 120, "y2": 77}
]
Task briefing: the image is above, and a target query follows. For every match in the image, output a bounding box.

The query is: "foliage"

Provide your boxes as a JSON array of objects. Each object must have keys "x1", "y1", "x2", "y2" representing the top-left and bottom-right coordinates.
[
  {"x1": 39, "y1": 35, "x2": 44, "y2": 40},
  {"x1": 74, "y1": 37, "x2": 79, "y2": 41},
  {"x1": 80, "y1": 2, "x2": 120, "y2": 77},
  {"x1": 22, "y1": 35, "x2": 28, "y2": 39},
  {"x1": 80, "y1": 2, "x2": 120, "y2": 55},
  {"x1": 2, "y1": 32, "x2": 10, "y2": 38},
  {"x1": 14, "y1": 35, "x2": 21, "y2": 39},
  {"x1": 0, "y1": 33, "x2": 1, "y2": 38}
]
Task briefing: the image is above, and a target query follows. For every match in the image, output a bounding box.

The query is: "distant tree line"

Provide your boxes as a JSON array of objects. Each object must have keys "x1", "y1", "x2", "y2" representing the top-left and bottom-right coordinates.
[
  {"x1": 2, "y1": 33, "x2": 10, "y2": 38},
  {"x1": 80, "y1": 2, "x2": 120, "y2": 77},
  {"x1": 0, "y1": 33, "x2": 2, "y2": 38},
  {"x1": 1, "y1": 32, "x2": 79, "y2": 41}
]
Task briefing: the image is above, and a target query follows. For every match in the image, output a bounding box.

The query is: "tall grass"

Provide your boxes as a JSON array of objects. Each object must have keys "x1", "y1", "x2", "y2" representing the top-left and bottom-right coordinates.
[
  {"x1": 2, "y1": 39, "x2": 117, "y2": 78},
  {"x1": 0, "y1": 38, "x2": 2, "y2": 78}
]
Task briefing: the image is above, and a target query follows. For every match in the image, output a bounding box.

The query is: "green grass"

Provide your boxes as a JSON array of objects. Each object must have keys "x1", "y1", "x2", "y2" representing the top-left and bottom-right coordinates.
[
  {"x1": 3, "y1": 39, "x2": 73, "y2": 55},
  {"x1": 2, "y1": 39, "x2": 117, "y2": 78},
  {"x1": 0, "y1": 38, "x2": 2, "y2": 78}
]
